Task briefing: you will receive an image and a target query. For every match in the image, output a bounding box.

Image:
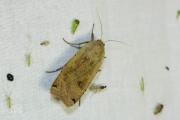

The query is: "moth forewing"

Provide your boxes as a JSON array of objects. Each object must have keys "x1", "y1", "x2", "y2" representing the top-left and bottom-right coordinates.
[{"x1": 50, "y1": 40, "x2": 105, "y2": 107}]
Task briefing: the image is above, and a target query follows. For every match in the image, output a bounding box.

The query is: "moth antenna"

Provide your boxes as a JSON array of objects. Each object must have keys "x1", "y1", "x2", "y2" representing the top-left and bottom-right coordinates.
[
  {"x1": 96, "y1": 9, "x2": 103, "y2": 39},
  {"x1": 105, "y1": 40, "x2": 130, "y2": 46},
  {"x1": 91, "y1": 24, "x2": 94, "y2": 41}
]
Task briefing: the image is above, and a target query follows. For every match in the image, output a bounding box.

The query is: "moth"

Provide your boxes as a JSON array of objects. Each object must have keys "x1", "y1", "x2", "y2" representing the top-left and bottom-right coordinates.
[
  {"x1": 48, "y1": 12, "x2": 125, "y2": 107},
  {"x1": 48, "y1": 22, "x2": 106, "y2": 107}
]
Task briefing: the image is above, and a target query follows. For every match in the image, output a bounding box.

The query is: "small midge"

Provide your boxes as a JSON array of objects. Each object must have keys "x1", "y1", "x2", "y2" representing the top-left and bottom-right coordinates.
[
  {"x1": 154, "y1": 103, "x2": 163, "y2": 115},
  {"x1": 40, "y1": 40, "x2": 49, "y2": 46}
]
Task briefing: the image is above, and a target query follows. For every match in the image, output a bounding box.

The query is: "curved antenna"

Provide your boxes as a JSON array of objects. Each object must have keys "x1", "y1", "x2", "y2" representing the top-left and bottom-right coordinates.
[
  {"x1": 96, "y1": 9, "x2": 103, "y2": 39},
  {"x1": 105, "y1": 40, "x2": 130, "y2": 46},
  {"x1": 46, "y1": 66, "x2": 63, "y2": 73}
]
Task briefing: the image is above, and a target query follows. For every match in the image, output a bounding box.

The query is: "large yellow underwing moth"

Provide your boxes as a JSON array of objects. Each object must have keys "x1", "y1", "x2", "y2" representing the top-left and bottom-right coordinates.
[
  {"x1": 48, "y1": 11, "x2": 125, "y2": 107},
  {"x1": 49, "y1": 23, "x2": 105, "y2": 107}
]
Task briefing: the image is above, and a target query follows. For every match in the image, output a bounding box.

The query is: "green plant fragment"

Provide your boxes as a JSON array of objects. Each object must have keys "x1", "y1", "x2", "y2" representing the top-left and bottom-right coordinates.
[
  {"x1": 72, "y1": 19, "x2": 80, "y2": 34},
  {"x1": 7, "y1": 96, "x2": 12, "y2": 109},
  {"x1": 140, "y1": 77, "x2": 144, "y2": 93},
  {"x1": 177, "y1": 10, "x2": 180, "y2": 19},
  {"x1": 27, "y1": 53, "x2": 31, "y2": 67}
]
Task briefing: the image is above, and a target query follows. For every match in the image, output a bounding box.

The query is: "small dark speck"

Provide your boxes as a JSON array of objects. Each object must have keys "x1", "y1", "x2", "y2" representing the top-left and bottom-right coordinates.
[
  {"x1": 72, "y1": 98, "x2": 76, "y2": 103},
  {"x1": 78, "y1": 81, "x2": 83, "y2": 87},
  {"x1": 7, "y1": 73, "x2": 14, "y2": 81},
  {"x1": 165, "y1": 66, "x2": 169, "y2": 71},
  {"x1": 52, "y1": 84, "x2": 57, "y2": 88},
  {"x1": 100, "y1": 86, "x2": 106, "y2": 89},
  {"x1": 154, "y1": 103, "x2": 163, "y2": 115}
]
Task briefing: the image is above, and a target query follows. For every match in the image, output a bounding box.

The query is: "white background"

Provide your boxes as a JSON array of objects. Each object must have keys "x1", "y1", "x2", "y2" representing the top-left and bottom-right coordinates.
[{"x1": 0, "y1": 0, "x2": 180, "y2": 120}]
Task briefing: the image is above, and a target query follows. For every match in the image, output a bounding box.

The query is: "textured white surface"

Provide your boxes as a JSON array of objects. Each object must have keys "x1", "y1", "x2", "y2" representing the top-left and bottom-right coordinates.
[{"x1": 0, "y1": 0, "x2": 180, "y2": 120}]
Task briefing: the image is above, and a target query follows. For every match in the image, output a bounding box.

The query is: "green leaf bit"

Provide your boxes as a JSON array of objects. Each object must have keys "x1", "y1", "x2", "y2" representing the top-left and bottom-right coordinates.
[
  {"x1": 27, "y1": 53, "x2": 31, "y2": 67},
  {"x1": 72, "y1": 19, "x2": 80, "y2": 34},
  {"x1": 140, "y1": 77, "x2": 144, "y2": 93},
  {"x1": 177, "y1": 10, "x2": 180, "y2": 19},
  {"x1": 7, "y1": 96, "x2": 12, "y2": 109}
]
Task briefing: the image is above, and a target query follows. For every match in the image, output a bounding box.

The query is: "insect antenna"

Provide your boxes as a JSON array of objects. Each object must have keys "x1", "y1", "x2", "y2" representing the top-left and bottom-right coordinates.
[
  {"x1": 105, "y1": 40, "x2": 130, "y2": 46},
  {"x1": 96, "y1": 9, "x2": 103, "y2": 39}
]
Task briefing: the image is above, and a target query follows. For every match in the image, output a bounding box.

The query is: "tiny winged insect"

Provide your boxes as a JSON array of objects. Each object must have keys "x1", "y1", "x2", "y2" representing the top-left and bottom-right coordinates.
[
  {"x1": 154, "y1": 103, "x2": 163, "y2": 115},
  {"x1": 89, "y1": 84, "x2": 107, "y2": 93}
]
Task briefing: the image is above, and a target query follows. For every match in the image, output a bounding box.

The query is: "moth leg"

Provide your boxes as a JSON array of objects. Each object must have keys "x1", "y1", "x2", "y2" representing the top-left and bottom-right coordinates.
[
  {"x1": 63, "y1": 38, "x2": 89, "y2": 49},
  {"x1": 46, "y1": 66, "x2": 63, "y2": 73},
  {"x1": 91, "y1": 24, "x2": 94, "y2": 41}
]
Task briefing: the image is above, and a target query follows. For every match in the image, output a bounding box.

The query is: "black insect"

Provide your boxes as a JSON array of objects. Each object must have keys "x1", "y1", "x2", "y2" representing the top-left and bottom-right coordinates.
[{"x1": 7, "y1": 73, "x2": 14, "y2": 81}]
